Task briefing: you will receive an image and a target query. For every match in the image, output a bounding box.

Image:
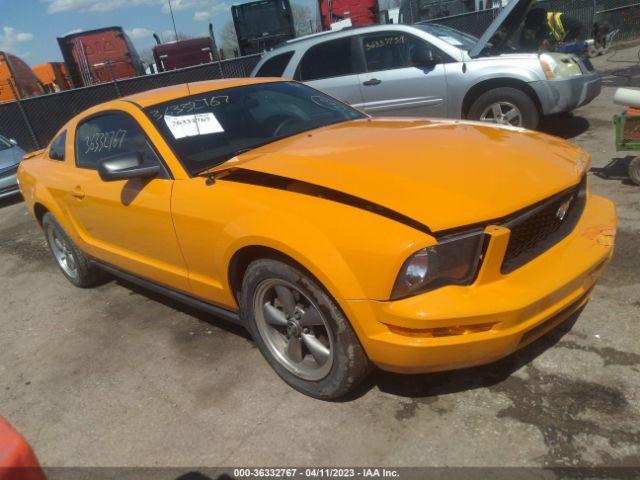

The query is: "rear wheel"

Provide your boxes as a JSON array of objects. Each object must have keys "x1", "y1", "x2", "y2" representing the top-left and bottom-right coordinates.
[
  {"x1": 42, "y1": 213, "x2": 103, "y2": 288},
  {"x1": 240, "y1": 259, "x2": 370, "y2": 399},
  {"x1": 468, "y1": 87, "x2": 540, "y2": 130}
]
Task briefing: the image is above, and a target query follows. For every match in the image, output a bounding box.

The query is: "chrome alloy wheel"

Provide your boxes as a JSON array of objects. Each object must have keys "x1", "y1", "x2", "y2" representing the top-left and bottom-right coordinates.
[
  {"x1": 45, "y1": 224, "x2": 78, "y2": 279},
  {"x1": 480, "y1": 101, "x2": 523, "y2": 127},
  {"x1": 253, "y1": 279, "x2": 334, "y2": 381}
]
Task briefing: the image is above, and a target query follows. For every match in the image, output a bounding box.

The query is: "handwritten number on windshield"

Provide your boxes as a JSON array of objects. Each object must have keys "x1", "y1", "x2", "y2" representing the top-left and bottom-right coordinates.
[{"x1": 147, "y1": 95, "x2": 230, "y2": 121}]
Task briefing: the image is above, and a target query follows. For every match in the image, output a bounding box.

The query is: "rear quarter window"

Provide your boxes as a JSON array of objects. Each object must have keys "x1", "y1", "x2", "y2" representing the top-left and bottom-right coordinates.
[
  {"x1": 49, "y1": 131, "x2": 66, "y2": 161},
  {"x1": 255, "y1": 51, "x2": 295, "y2": 77}
]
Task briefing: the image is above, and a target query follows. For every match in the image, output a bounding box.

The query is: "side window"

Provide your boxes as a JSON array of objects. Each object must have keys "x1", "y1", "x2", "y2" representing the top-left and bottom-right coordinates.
[
  {"x1": 49, "y1": 131, "x2": 66, "y2": 161},
  {"x1": 75, "y1": 113, "x2": 162, "y2": 172},
  {"x1": 361, "y1": 32, "x2": 439, "y2": 72},
  {"x1": 297, "y1": 37, "x2": 354, "y2": 81},
  {"x1": 255, "y1": 51, "x2": 295, "y2": 77}
]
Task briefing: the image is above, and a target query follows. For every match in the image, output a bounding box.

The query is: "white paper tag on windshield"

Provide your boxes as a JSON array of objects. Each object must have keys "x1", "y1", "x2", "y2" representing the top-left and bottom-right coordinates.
[{"x1": 164, "y1": 113, "x2": 224, "y2": 139}]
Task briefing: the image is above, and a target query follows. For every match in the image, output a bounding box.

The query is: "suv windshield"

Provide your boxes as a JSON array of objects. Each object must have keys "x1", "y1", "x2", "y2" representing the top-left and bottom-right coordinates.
[
  {"x1": 414, "y1": 24, "x2": 478, "y2": 50},
  {"x1": 145, "y1": 81, "x2": 365, "y2": 175}
]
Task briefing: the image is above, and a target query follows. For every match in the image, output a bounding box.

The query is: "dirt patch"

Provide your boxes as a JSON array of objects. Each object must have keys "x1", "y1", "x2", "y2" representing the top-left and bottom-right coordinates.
[{"x1": 495, "y1": 365, "x2": 639, "y2": 466}]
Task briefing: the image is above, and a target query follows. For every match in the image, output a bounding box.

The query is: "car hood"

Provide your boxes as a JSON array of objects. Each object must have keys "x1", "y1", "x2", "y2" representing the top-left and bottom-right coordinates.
[
  {"x1": 0, "y1": 146, "x2": 25, "y2": 170},
  {"x1": 469, "y1": 0, "x2": 536, "y2": 58},
  {"x1": 218, "y1": 118, "x2": 586, "y2": 234}
]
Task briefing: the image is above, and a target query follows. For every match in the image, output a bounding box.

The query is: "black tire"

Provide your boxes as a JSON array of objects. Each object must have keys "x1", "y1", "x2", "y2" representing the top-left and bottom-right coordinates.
[
  {"x1": 240, "y1": 259, "x2": 370, "y2": 400},
  {"x1": 467, "y1": 87, "x2": 540, "y2": 130},
  {"x1": 629, "y1": 156, "x2": 640, "y2": 186},
  {"x1": 42, "y1": 212, "x2": 104, "y2": 288}
]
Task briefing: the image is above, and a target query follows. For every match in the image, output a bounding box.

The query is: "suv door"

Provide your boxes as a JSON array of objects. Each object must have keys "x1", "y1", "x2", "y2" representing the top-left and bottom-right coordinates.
[
  {"x1": 357, "y1": 31, "x2": 448, "y2": 117},
  {"x1": 295, "y1": 36, "x2": 365, "y2": 108},
  {"x1": 66, "y1": 109, "x2": 190, "y2": 291}
]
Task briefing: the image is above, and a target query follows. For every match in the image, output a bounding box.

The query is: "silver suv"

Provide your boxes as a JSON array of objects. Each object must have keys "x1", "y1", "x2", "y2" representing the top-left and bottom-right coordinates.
[
  {"x1": 251, "y1": 0, "x2": 601, "y2": 130},
  {"x1": 0, "y1": 134, "x2": 25, "y2": 199}
]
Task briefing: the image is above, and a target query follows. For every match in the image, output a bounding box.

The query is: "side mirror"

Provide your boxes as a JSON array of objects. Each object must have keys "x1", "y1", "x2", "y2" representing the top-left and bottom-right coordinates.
[
  {"x1": 98, "y1": 152, "x2": 160, "y2": 182},
  {"x1": 411, "y1": 48, "x2": 439, "y2": 68},
  {"x1": 9, "y1": 138, "x2": 17, "y2": 146}
]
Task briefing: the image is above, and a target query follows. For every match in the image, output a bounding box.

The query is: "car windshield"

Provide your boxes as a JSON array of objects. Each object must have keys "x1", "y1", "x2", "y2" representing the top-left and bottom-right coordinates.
[
  {"x1": 145, "y1": 81, "x2": 366, "y2": 175},
  {"x1": 0, "y1": 135, "x2": 13, "y2": 151},
  {"x1": 414, "y1": 24, "x2": 479, "y2": 50}
]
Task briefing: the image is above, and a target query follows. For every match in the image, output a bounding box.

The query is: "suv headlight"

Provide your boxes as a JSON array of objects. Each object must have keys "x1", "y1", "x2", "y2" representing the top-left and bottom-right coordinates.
[
  {"x1": 391, "y1": 231, "x2": 485, "y2": 300},
  {"x1": 540, "y1": 53, "x2": 582, "y2": 80}
]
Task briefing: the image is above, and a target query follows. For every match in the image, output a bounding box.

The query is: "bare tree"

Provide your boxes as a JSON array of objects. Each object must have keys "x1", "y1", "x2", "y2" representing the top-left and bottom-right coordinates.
[
  {"x1": 292, "y1": 4, "x2": 314, "y2": 36},
  {"x1": 138, "y1": 46, "x2": 155, "y2": 67},
  {"x1": 219, "y1": 21, "x2": 239, "y2": 58},
  {"x1": 379, "y1": 0, "x2": 400, "y2": 9}
]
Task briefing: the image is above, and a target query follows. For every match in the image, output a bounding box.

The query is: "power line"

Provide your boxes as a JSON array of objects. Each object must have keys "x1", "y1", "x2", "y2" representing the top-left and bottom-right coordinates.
[{"x1": 167, "y1": 0, "x2": 179, "y2": 41}]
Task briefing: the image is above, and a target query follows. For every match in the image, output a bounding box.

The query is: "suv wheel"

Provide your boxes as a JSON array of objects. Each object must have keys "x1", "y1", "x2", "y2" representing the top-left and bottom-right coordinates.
[
  {"x1": 240, "y1": 259, "x2": 370, "y2": 399},
  {"x1": 42, "y1": 213, "x2": 103, "y2": 288},
  {"x1": 468, "y1": 87, "x2": 540, "y2": 130}
]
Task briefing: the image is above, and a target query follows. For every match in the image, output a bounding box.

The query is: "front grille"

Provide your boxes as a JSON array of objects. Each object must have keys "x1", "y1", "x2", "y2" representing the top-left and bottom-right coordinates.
[{"x1": 501, "y1": 176, "x2": 586, "y2": 274}]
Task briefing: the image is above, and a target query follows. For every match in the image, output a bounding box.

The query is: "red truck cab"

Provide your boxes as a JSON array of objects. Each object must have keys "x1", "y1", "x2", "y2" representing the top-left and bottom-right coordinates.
[
  {"x1": 319, "y1": 0, "x2": 380, "y2": 29},
  {"x1": 57, "y1": 27, "x2": 144, "y2": 88},
  {"x1": 152, "y1": 26, "x2": 219, "y2": 72},
  {"x1": 0, "y1": 52, "x2": 43, "y2": 103}
]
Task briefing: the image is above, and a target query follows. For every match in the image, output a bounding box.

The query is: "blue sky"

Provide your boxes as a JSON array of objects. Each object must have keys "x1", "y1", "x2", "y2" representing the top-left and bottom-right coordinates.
[{"x1": 0, "y1": 0, "x2": 316, "y2": 66}]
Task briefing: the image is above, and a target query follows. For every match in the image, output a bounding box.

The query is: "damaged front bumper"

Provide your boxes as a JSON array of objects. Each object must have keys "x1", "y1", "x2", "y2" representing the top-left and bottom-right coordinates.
[
  {"x1": 531, "y1": 70, "x2": 602, "y2": 115},
  {"x1": 348, "y1": 194, "x2": 616, "y2": 374}
]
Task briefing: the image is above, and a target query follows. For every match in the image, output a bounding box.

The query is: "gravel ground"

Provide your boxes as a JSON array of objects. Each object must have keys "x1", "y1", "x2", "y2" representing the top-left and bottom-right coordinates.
[{"x1": 0, "y1": 46, "x2": 639, "y2": 471}]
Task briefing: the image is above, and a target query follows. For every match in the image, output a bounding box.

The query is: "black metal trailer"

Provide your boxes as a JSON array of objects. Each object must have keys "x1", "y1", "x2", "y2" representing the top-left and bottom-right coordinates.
[{"x1": 231, "y1": 0, "x2": 295, "y2": 56}]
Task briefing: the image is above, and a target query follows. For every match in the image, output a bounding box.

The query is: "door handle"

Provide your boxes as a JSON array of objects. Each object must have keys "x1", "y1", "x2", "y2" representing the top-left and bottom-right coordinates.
[
  {"x1": 71, "y1": 186, "x2": 85, "y2": 199},
  {"x1": 362, "y1": 78, "x2": 382, "y2": 86}
]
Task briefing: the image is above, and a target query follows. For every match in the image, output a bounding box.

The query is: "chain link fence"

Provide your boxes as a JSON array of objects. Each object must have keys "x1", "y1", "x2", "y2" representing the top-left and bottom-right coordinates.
[
  {"x1": 597, "y1": 1, "x2": 640, "y2": 43},
  {"x1": 0, "y1": 54, "x2": 261, "y2": 152}
]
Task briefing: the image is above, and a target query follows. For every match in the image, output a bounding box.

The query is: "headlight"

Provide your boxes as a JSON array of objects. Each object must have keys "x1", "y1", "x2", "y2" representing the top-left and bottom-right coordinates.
[
  {"x1": 540, "y1": 53, "x2": 582, "y2": 80},
  {"x1": 391, "y1": 231, "x2": 485, "y2": 300}
]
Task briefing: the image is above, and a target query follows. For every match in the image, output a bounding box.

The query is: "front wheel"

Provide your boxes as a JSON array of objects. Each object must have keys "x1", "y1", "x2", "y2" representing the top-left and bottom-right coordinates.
[
  {"x1": 467, "y1": 87, "x2": 540, "y2": 130},
  {"x1": 240, "y1": 259, "x2": 370, "y2": 399},
  {"x1": 42, "y1": 213, "x2": 103, "y2": 288}
]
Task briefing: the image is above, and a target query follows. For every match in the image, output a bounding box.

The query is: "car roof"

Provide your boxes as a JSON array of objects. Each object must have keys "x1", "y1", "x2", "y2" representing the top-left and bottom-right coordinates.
[
  {"x1": 270, "y1": 24, "x2": 422, "y2": 52},
  {"x1": 121, "y1": 77, "x2": 285, "y2": 108}
]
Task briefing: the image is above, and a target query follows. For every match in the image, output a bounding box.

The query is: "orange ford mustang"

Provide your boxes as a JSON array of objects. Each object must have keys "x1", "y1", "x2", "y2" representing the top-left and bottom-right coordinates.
[{"x1": 18, "y1": 78, "x2": 616, "y2": 399}]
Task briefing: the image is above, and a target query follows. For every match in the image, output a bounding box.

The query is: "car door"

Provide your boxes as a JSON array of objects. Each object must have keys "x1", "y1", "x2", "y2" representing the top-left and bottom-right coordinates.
[
  {"x1": 294, "y1": 36, "x2": 366, "y2": 109},
  {"x1": 357, "y1": 31, "x2": 449, "y2": 117},
  {"x1": 65, "y1": 109, "x2": 190, "y2": 291}
]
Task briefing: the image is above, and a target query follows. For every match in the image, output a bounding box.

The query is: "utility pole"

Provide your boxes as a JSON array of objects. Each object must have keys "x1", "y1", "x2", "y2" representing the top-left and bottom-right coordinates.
[{"x1": 167, "y1": 0, "x2": 179, "y2": 41}]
